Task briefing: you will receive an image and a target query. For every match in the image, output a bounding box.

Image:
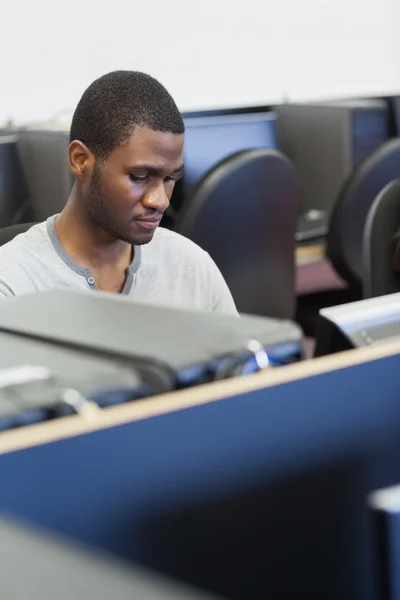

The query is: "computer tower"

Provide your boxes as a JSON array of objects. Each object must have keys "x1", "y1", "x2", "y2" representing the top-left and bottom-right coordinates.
[
  {"x1": 0, "y1": 328, "x2": 150, "y2": 431},
  {"x1": 0, "y1": 290, "x2": 303, "y2": 388},
  {"x1": 16, "y1": 126, "x2": 73, "y2": 222},
  {"x1": 182, "y1": 112, "x2": 278, "y2": 191},
  {"x1": 276, "y1": 100, "x2": 389, "y2": 219},
  {"x1": 314, "y1": 292, "x2": 400, "y2": 357}
]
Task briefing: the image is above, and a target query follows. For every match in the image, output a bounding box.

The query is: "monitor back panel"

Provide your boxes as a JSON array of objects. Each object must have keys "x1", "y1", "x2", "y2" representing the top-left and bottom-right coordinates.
[
  {"x1": 2, "y1": 350, "x2": 400, "y2": 600},
  {"x1": 276, "y1": 101, "x2": 388, "y2": 214},
  {"x1": 183, "y1": 112, "x2": 277, "y2": 191}
]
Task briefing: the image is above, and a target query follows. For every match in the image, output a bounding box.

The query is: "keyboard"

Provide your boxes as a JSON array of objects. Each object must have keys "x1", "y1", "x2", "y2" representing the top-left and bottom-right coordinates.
[{"x1": 296, "y1": 210, "x2": 329, "y2": 243}]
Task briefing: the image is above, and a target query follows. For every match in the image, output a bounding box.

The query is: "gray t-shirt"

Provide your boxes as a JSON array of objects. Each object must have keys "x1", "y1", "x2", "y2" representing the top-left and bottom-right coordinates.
[{"x1": 0, "y1": 216, "x2": 238, "y2": 315}]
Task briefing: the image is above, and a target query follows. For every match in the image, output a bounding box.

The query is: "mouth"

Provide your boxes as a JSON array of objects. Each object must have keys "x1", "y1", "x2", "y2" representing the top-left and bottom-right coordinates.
[{"x1": 133, "y1": 216, "x2": 162, "y2": 231}]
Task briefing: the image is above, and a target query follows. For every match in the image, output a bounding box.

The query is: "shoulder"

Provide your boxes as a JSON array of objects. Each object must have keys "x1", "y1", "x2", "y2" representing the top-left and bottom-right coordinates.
[
  {"x1": 145, "y1": 228, "x2": 238, "y2": 316},
  {"x1": 0, "y1": 221, "x2": 50, "y2": 297},
  {"x1": 150, "y1": 227, "x2": 208, "y2": 257},
  {"x1": 144, "y1": 227, "x2": 213, "y2": 268},
  {"x1": 0, "y1": 222, "x2": 49, "y2": 265}
]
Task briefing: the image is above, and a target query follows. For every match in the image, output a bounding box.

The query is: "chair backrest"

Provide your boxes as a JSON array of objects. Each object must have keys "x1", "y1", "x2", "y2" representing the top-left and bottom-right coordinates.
[
  {"x1": 16, "y1": 129, "x2": 73, "y2": 221},
  {"x1": 327, "y1": 138, "x2": 400, "y2": 287},
  {"x1": 363, "y1": 179, "x2": 400, "y2": 298},
  {"x1": 175, "y1": 149, "x2": 299, "y2": 319},
  {"x1": 0, "y1": 223, "x2": 36, "y2": 247}
]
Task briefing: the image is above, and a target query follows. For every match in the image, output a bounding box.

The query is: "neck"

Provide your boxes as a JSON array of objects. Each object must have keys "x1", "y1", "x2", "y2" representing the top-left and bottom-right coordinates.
[{"x1": 55, "y1": 187, "x2": 131, "y2": 269}]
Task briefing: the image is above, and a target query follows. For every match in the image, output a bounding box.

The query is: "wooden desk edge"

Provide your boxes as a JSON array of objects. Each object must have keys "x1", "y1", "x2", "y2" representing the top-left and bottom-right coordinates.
[
  {"x1": 296, "y1": 242, "x2": 326, "y2": 266},
  {"x1": 0, "y1": 340, "x2": 398, "y2": 456}
]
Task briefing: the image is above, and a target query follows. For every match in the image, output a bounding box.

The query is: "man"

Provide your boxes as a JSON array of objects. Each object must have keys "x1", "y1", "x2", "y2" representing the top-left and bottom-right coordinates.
[{"x1": 0, "y1": 71, "x2": 237, "y2": 315}]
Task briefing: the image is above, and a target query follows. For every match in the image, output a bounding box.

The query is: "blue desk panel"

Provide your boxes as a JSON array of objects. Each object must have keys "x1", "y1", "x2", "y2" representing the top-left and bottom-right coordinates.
[{"x1": 1, "y1": 353, "x2": 400, "y2": 600}]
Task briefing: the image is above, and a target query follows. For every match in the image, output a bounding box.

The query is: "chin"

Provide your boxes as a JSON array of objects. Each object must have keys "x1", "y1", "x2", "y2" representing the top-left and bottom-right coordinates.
[{"x1": 129, "y1": 230, "x2": 156, "y2": 246}]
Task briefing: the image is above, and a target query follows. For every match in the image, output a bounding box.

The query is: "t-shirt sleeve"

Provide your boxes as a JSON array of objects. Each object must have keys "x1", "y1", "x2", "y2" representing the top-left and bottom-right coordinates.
[{"x1": 205, "y1": 253, "x2": 239, "y2": 316}]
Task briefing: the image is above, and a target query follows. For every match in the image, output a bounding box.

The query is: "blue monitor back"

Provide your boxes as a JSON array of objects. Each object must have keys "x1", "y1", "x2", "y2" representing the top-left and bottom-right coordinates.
[
  {"x1": 183, "y1": 112, "x2": 277, "y2": 191},
  {"x1": 3, "y1": 349, "x2": 400, "y2": 600}
]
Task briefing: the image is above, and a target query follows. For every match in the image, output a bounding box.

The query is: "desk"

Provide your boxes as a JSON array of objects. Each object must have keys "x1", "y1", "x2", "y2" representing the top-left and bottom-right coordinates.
[
  {"x1": 0, "y1": 339, "x2": 396, "y2": 455},
  {"x1": 1, "y1": 341, "x2": 400, "y2": 600},
  {"x1": 296, "y1": 240, "x2": 326, "y2": 267},
  {"x1": 0, "y1": 339, "x2": 396, "y2": 456},
  {"x1": 295, "y1": 240, "x2": 346, "y2": 295}
]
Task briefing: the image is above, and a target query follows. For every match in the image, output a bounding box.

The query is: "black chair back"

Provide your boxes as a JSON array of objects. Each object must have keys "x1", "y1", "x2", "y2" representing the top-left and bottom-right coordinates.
[
  {"x1": 176, "y1": 149, "x2": 299, "y2": 319},
  {"x1": 363, "y1": 179, "x2": 400, "y2": 298},
  {"x1": 327, "y1": 138, "x2": 400, "y2": 288},
  {"x1": 0, "y1": 223, "x2": 36, "y2": 247}
]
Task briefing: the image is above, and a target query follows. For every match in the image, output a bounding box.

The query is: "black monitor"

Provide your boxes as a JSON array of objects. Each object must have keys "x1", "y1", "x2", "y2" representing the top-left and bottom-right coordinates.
[
  {"x1": 276, "y1": 100, "x2": 389, "y2": 216},
  {"x1": 182, "y1": 112, "x2": 278, "y2": 192},
  {"x1": 182, "y1": 105, "x2": 271, "y2": 119},
  {"x1": 0, "y1": 290, "x2": 303, "y2": 394},
  {"x1": 3, "y1": 344, "x2": 400, "y2": 600},
  {"x1": 314, "y1": 293, "x2": 400, "y2": 356},
  {"x1": 0, "y1": 135, "x2": 30, "y2": 227}
]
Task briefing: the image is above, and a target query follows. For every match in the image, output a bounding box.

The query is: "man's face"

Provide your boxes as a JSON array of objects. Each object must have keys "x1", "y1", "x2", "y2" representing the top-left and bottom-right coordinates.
[{"x1": 84, "y1": 126, "x2": 184, "y2": 245}]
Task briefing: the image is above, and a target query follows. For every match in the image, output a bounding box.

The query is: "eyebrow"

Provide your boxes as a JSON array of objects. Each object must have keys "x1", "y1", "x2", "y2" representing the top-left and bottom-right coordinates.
[{"x1": 130, "y1": 164, "x2": 184, "y2": 176}]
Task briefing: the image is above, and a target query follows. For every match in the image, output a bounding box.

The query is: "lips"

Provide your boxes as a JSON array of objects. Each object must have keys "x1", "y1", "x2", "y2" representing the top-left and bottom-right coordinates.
[{"x1": 134, "y1": 217, "x2": 162, "y2": 230}]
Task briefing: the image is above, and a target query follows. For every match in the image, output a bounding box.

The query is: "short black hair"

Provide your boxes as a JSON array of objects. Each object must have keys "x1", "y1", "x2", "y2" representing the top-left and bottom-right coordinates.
[{"x1": 70, "y1": 70, "x2": 184, "y2": 158}]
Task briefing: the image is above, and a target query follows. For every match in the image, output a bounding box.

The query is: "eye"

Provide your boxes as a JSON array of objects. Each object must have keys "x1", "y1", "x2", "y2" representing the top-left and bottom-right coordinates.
[
  {"x1": 165, "y1": 171, "x2": 183, "y2": 183},
  {"x1": 129, "y1": 174, "x2": 148, "y2": 183}
]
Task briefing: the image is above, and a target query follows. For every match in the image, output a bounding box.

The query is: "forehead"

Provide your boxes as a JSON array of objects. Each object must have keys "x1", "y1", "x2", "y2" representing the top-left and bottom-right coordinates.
[{"x1": 109, "y1": 126, "x2": 184, "y2": 167}]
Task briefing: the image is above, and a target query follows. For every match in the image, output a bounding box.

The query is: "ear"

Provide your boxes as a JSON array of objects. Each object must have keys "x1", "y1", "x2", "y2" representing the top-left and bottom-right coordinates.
[{"x1": 68, "y1": 140, "x2": 94, "y2": 179}]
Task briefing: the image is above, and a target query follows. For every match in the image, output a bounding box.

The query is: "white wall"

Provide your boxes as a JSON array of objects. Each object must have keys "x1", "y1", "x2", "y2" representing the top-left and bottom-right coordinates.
[
  {"x1": 0, "y1": 0, "x2": 399, "y2": 125},
  {"x1": 386, "y1": 0, "x2": 400, "y2": 78}
]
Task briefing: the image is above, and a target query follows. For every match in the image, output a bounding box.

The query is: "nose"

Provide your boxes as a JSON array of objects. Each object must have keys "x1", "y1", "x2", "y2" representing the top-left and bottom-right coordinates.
[{"x1": 142, "y1": 181, "x2": 170, "y2": 213}]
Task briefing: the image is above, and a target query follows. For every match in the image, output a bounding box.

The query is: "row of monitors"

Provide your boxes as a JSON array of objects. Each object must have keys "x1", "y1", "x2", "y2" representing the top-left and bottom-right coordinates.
[
  {"x1": 0, "y1": 114, "x2": 278, "y2": 226},
  {"x1": 2, "y1": 291, "x2": 400, "y2": 599},
  {"x1": 0, "y1": 286, "x2": 398, "y2": 420},
  {"x1": 0, "y1": 283, "x2": 399, "y2": 433},
  {"x1": 1, "y1": 95, "x2": 400, "y2": 226},
  {"x1": 183, "y1": 98, "x2": 395, "y2": 217}
]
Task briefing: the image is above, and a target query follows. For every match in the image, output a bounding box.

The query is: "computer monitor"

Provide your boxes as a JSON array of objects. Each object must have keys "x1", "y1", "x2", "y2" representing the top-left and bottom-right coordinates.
[
  {"x1": 182, "y1": 112, "x2": 278, "y2": 192},
  {"x1": 3, "y1": 343, "x2": 400, "y2": 600},
  {"x1": 0, "y1": 135, "x2": 30, "y2": 227},
  {"x1": 315, "y1": 292, "x2": 400, "y2": 357},
  {"x1": 0, "y1": 290, "x2": 303, "y2": 392},
  {"x1": 182, "y1": 105, "x2": 271, "y2": 119},
  {"x1": 275, "y1": 100, "x2": 389, "y2": 216}
]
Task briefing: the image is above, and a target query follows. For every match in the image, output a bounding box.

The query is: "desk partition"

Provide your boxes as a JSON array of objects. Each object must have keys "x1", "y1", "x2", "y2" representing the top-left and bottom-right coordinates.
[{"x1": 1, "y1": 343, "x2": 400, "y2": 600}]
